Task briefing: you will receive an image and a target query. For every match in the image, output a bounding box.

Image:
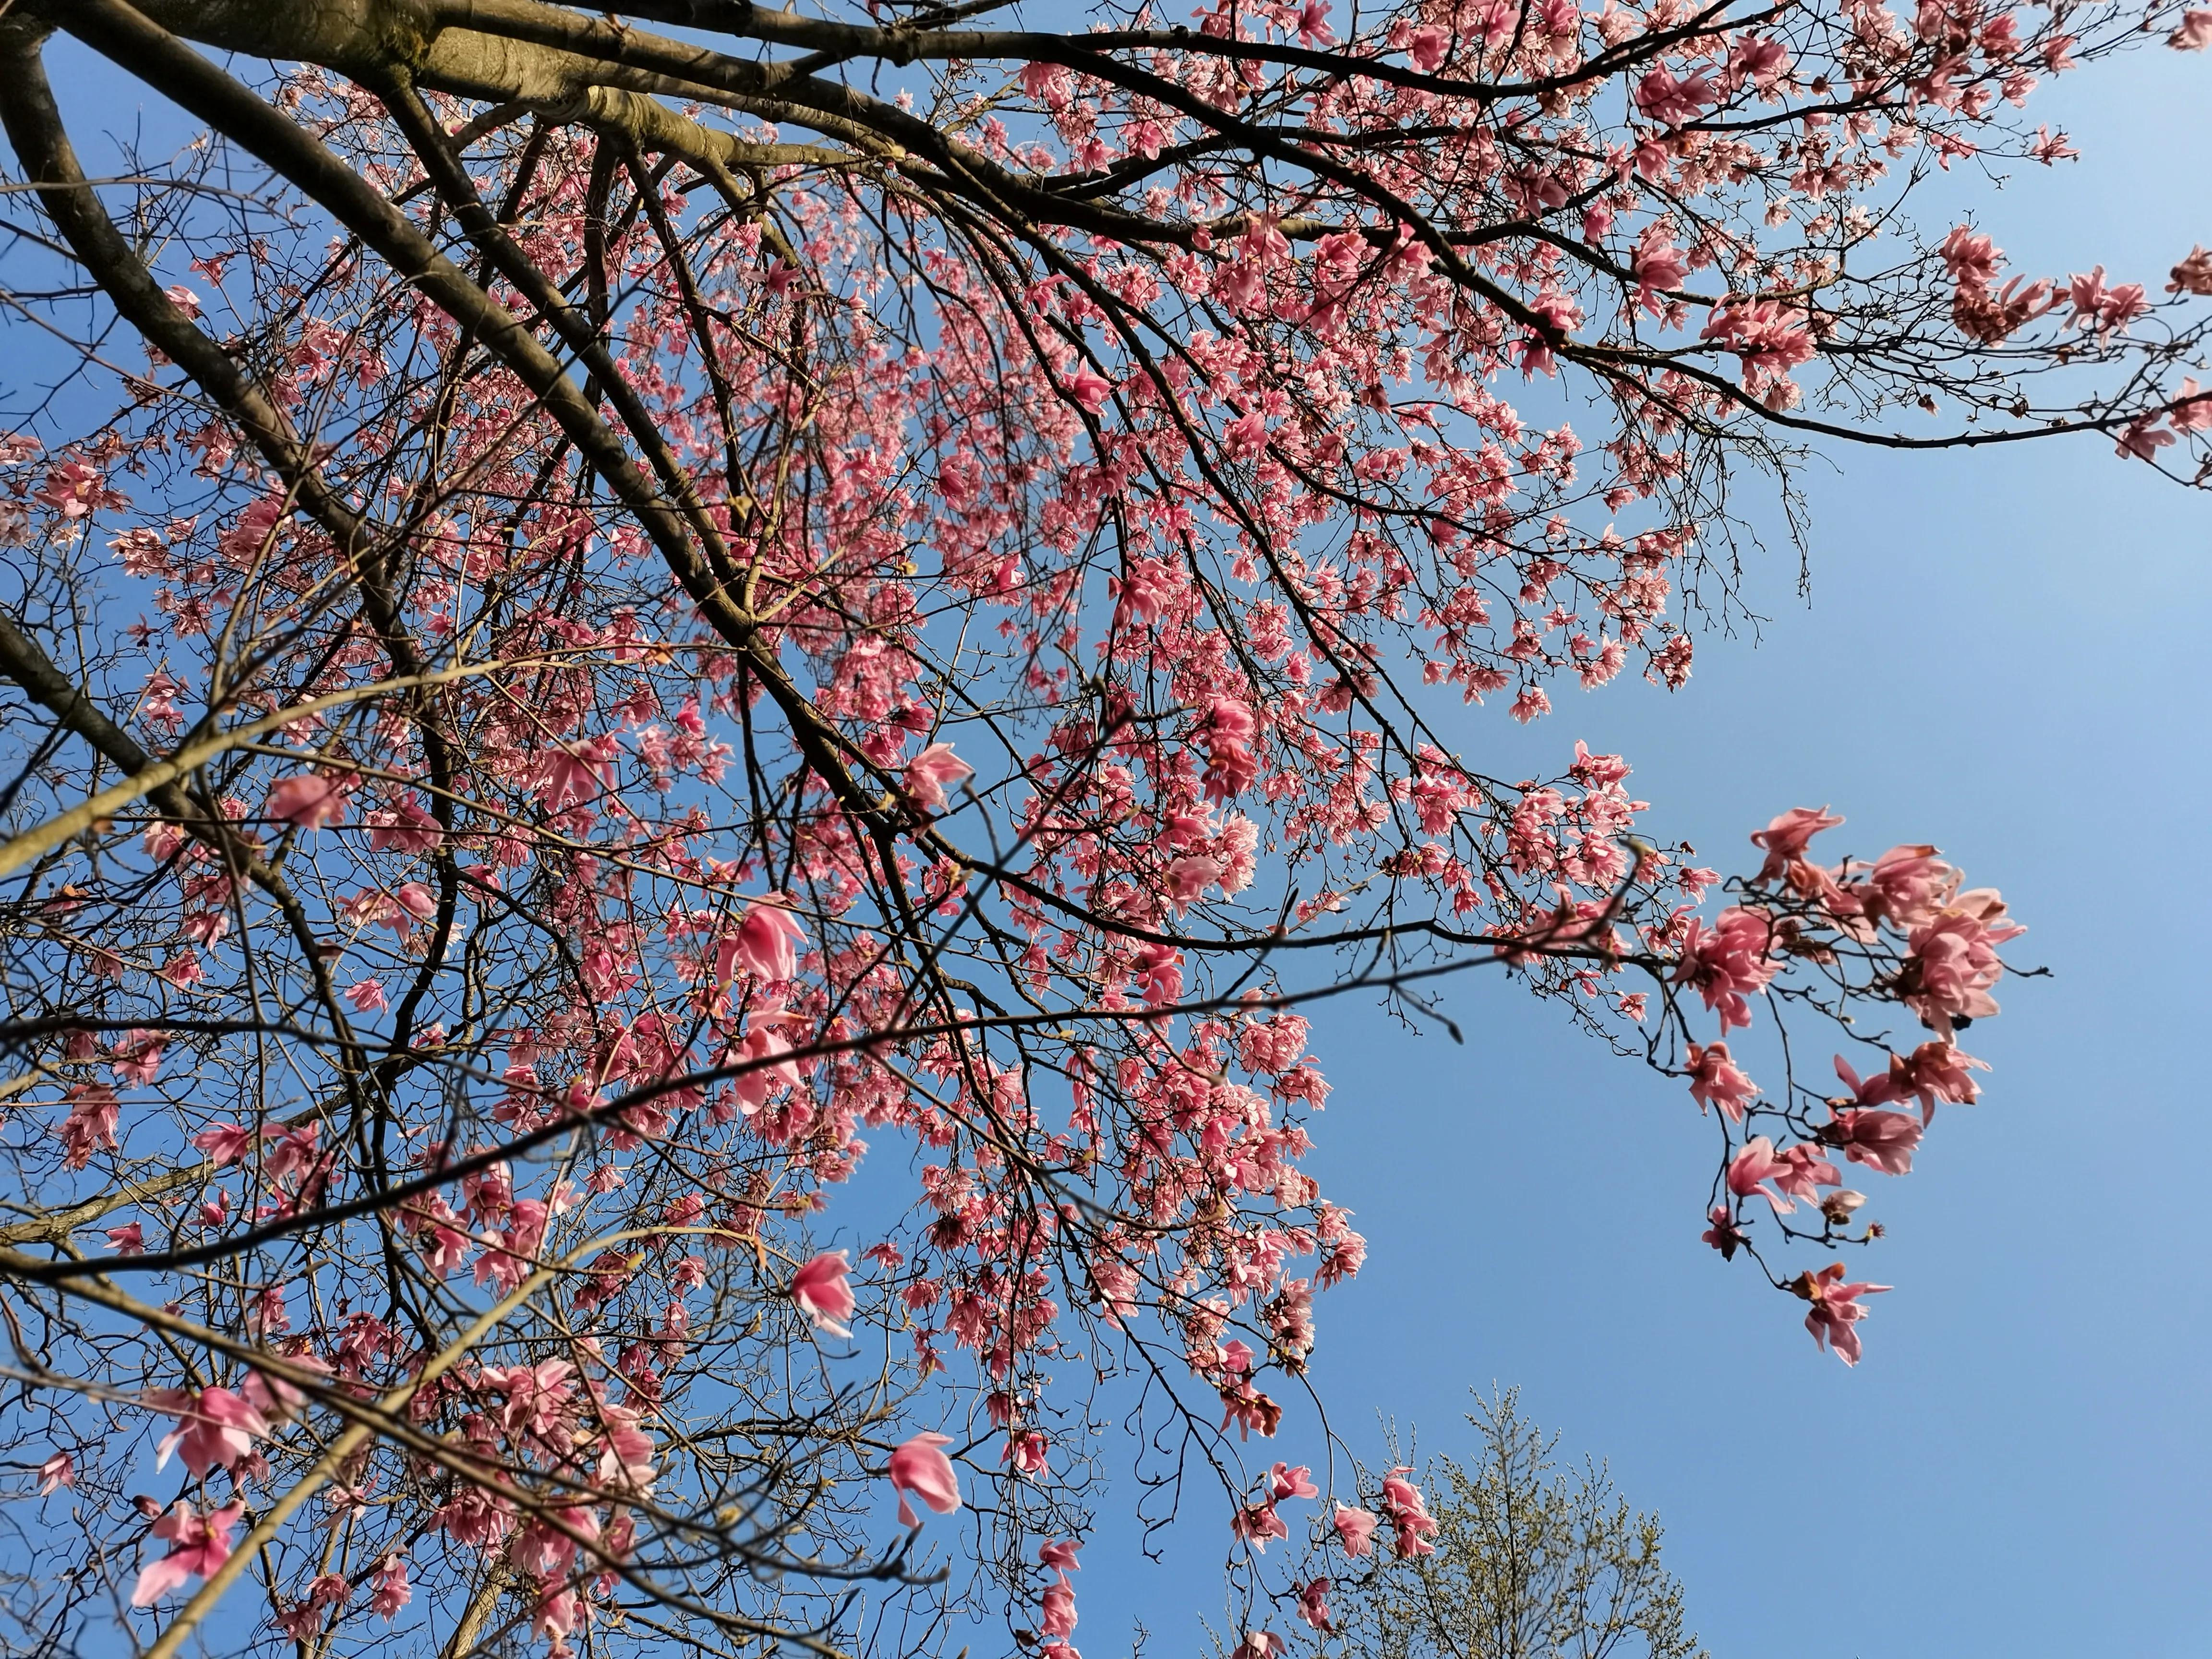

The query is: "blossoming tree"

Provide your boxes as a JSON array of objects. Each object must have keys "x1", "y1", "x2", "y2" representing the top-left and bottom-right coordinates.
[{"x1": 0, "y1": 0, "x2": 2202, "y2": 1652}]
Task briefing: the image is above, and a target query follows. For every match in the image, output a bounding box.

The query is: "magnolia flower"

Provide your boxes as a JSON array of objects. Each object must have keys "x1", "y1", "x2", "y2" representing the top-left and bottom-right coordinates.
[
  {"x1": 888, "y1": 1431, "x2": 961, "y2": 1525},
  {"x1": 1041, "y1": 1575, "x2": 1078, "y2": 1637},
  {"x1": 1726, "y1": 1136, "x2": 1795, "y2": 1215},
  {"x1": 1333, "y1": 1503, "x2": 1378, "y2": 1556},
  {"x1": 1298, "y1": 1576, "x2": 1334, "y2": 1631},
  {"x1": 1380, "y1": 1468, "x2": 1437, "y2": 1558},
  {"x1": 790, "y1": 1250, "x2": 855, "y2": 1337},
  {"x1": 131, "y1": 1500, "x2": 244, "y2": 1605},
  {"x1": 264, "y1": 772, "x2": 351, "y2": 830},
  {"x1": 903, "y1": 742, "x2": 973, "y2": 810},
  {"x1": 1038, "y1": 1538, "x2": 1081, "y2": 1573},
  {"x1": 148, "y1": 1385, "x2": 270, "y2": 1478},
  {"x1": 1686, "y1": 1041, "x2": 1758, "y2": 1121},
  {"x1": 1829, "y1": 1108, "x2": 1923, "y2": 1177},
  {"x1": 34, "y1": 1451, "x2": 72, "y2": 1495},
  {"x1": 370, "y1": 1554, "x2": 411, "y2": 1619},
  {"x1": 727, "y1": 899, "x2": 806, "y2": 983},
  {"x1": 1749, "y1": 805, "x2": 1844, "y2": 884},
  {"x1": 1794, "y1": 1262, "x2": 1890, "y2": 1366}
]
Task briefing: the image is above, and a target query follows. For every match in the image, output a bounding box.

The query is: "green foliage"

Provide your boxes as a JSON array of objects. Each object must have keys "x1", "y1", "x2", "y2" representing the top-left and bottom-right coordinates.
[{"x1": 1334, "y1": 1391, "x2": 1705, "y2": 1659}]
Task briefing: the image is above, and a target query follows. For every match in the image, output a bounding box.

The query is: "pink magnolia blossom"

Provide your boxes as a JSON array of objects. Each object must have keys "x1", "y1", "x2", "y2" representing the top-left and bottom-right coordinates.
[
  {"x1": 264, "y1": 772, "x2": 351, "y2": 830},
  {"x1": 1674, "y1": 907, "x2": 1779, "y2": 1033},
  {"x1": 1828, "y1": 1107, "x2": 1924, "y2": 1176},
  {"x1": 1298, "y1": 1576, "x2": 1334, "y2": 1630},
  {"x1": 904, "y1": 742, "x2": 973, "y2": 810},
  {"x1": 131, "y1": 1500, "x2": 244, "y2": 1605},
  {"x1": 1038, "y1": 1538, "x2": 1081, "y2": 1573},
  {"x1": 1902, "y1": 890, "x2": 2023, "y2": 1037},
  {"x1": 791, "y1": 1250, "x2": 855, "y2": 1337},
  {"x1": 1231, "y1": 1633, "x2": 1282, "y2": 1659},
  {"x1": 192, "y1": 1119, "x2": 256, "y2": 1166},
  {"x1": 105, "y1": 1221, "x2": 143, "y2": 1254},
  {"x1": 148, "y1": 1385, "x2": 270, "y2": 1477},
  {"x1": 1232, "y1": 1500, "x2": 1290, "y2": 1550},
  {"x1": 1041, "y1": 1575, "x2": 1078, "y2": 1637},
  {"x1": 1795, "y1": 1261, "x2": 1891, "y2": 1366},
  {"x1": 1832, "y1": 1051, "x2": 1905, "y2": 1108},
  {"x1": 1269, "y1": 1461, "x2": 1319, "y2": 1502},
  {"x1": 1686, "y1": 1041, "x2": 1758, "y2": 1120},
  {"x1": 1726, "y1": 1136, "x2": 1795, "y2": 1214},
  {"x1": 370, "y1": 1554, "x2": 411, "y2": 1619},
  {"x1": 1749, "y1": 805, "x2": 1844, "y2": 884},
  {"x1": 1892, "y1": 1040, "x2": 1988, "y2": 1121},
  {"x1": 1701, "y1": 1205, "x2": 1749, "y2": 1259},
  {"x1": 2168, "y1": 8, "x2": 2212, "y2": 48},
  {"x1": 888, "y1": 1430, "x2": 961, "y2": 1525},
  {"x1": 34, "y1": 1451, "x2": 72, "y2": 1495},
  {"x1": 1333, "y1": 1503, "x2": 1378, "y2": 1556},
  {"x1": 1380, "y1": 1468, "x2": 1437, "y2": 1558},
  {"x1": 1774, "y1": 1142, "x2": 1843, "y2": 1202},
  {"x1": 726, "y1": 899, "x2": 806, "y2": 983}
]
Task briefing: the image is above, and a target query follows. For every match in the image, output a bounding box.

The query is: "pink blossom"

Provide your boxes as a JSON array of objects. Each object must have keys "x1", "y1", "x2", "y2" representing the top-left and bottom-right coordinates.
[
  {"x1": 1039, "y1": 1538, "x2": 1081, "y2": 1573},
  {"x1": 345, "y1": 978, "x2": 388, "y2": 1014},
  {"x1": 904, "y1": 742, "x2": 973, "y2": 810},
  {"x1": 1701, "y1": 1205, "x2": 1749, "y2": 1259},
  {"x1": 370, "y1": 1554, "x2": 411, "y2": 1619},
  {"x1": 148, "y1": 1385, "x2": 270, "y2": 1477},
  {"x1": 2066, "y1": 266, "x2": 2151, "y2": 336},
  {"x1": 1686, "y1": 1041, "x2": 1758, "y2": 1120},
  {"x1": 394, "y1": 881, "x2": 438, "y2": 922},
  {"x1": 1902, "y1": 889, "x2": 2023, "y2": 1036},
  {"x1": 889, "y1": 1430, "x2": 961, "y2": 1525},
  {"x1": 192, "y1": 1120, "x2": 256, "y2": 1166},
  {"x1": 1832, "y1": 1051, "x2": 1904, "y2": 1107},
  {"x1": 1774, "y1": 1142, "x2": 1843, "y2": 1202},
  {"x1": 1065, "y1": 367, "x2": 1115, "y2": 412},
  {"x1": 1891, "y1": 1040, "x2": 1988, "y2": 1121},
  {"x1": 1231, "y1": 1634, "x2": 1282, "y2": 1659},
  {"x1": 35, "y1": 1451, "x2": 72, "y2": 1495},
  {"x1": 1634, "y1": 66, "x2": 1717, "y2": 125},
  {"x1": 1298, "y1": 1576, "x2": 1334, "y2": 1630},
  {"x1": 1232, "y1": 1500, "x2": 1290, "y2": 1550},
  {"x1": 1333, "y1": 1503, "x2": 1378, "y2": 1556},
  {"x1": 1726, "y1": 1136, "x2": 1794, "y2": 1214},
  {"x1": 1269, "y1": 1461, "x2": 1319, "y2": 1501},
  {"x1": 1674, "y1": 907, "x2": 1778, "y2": 1033},
  {"x1": 1042, "y1": 1574, "x2": 1078, "y2": 1636},
  {"x1": 2168, "y1": 8, "x2": 2212, "y2": 48},
  {"x1": 1632, "y1": 222, "x2": 1689, "y2": 311},
  {"x1": 1749, "y1": 804, "x2": 1844, "y2": 884},
  {"x1": 1380, "y1": 1468, "x2": 1437, "y2": 1558},
  {"x1": 725, "y1": 899, "x2": 806, "y2": 984},
  {"x1": 1795, "y1": 1261, "x2": 1890, "y2": 1366},
  {"x1": 105, "y1": 1222, "x2": 144, "y2": 1254},
  {"x1": 264, "y1": 772, "x2": 350, "y2": 830},
  {"x1": 131, "y1": 1500, "x2": 244, "y2": 1605},
  {"x1": 2169, "y1": 248, "x2": 2212, "y2": 296},
  {"x1": 1827, "y1": 1107, "x2": 1923, "y2": 1176},
  {"x1": 1407, "y1": 23, "x2": 1449, "y2": 70},
  {"x1": 791, "y1": 1250, "x2": 856, "y2": 1337}
]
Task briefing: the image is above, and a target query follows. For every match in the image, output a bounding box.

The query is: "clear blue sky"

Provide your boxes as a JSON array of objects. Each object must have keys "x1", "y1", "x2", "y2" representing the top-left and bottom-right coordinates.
[
  {"x1": 1058, "y1": 39, "x2": 2212, "y2": 1659},
  {"x1": 14, "y1": 28, "x2": 2209, "y2": 1659}
]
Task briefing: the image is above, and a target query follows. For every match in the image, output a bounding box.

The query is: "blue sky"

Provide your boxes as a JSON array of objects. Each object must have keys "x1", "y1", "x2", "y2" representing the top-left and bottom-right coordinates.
[{"x1": 1052, "y1": 39, "x2": 2212, "y2": 1659}]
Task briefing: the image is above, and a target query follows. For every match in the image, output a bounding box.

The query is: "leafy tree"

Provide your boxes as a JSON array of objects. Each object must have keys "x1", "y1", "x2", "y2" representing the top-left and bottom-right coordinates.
[
  {"x1": 0, "y1": 0, "x2": 2199, "y2": 1655},
  {"x1": 1329, "y1": 1393, "x2": 1702, "y2": 1659}
]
